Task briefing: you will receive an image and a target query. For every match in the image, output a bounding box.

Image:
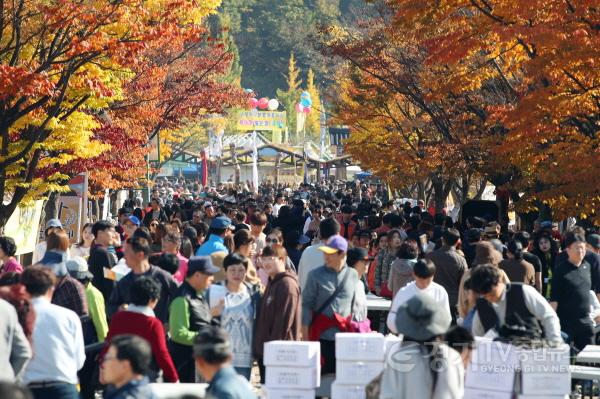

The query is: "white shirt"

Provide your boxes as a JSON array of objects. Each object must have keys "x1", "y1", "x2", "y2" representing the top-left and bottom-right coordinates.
[
  {"x1": 298, "y1": 243, "x2": 325, "y2": 290},
  {"x1": 23, "y1": 297, "x2": 85, "y2": 385},
  {"x1": 387, "y1": 281, "x2": 451, "y2": 333},
  {"x1": 69, "y1": 244, "x2": 90, "y2": 259},
  {"x1": 272, "y1": 203, "x2": 283, "y2": 217}
]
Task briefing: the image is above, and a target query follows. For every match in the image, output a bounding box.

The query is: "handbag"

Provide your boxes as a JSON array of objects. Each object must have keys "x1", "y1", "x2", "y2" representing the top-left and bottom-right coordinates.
[{"x1": 309, "y1": 268, "x2": 352, "y2": 341}]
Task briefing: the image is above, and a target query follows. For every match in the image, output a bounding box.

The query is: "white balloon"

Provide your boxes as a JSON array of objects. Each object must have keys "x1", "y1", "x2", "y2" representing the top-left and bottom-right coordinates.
[{"x1": 267, "y1": 99, "x2": 279, "y2": 111}]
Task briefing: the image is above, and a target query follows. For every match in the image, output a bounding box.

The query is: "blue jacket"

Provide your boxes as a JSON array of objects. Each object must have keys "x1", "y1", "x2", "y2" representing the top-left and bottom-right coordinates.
[
  {"x1": 103, "y1": 377, "x2": 157, "y2": 399},
  {"x1": 206, "y1": 367, "x2": 256, "y2": 399},
  {"x1": 196, "y1": 234, "x2": 228, "y2": 256}
]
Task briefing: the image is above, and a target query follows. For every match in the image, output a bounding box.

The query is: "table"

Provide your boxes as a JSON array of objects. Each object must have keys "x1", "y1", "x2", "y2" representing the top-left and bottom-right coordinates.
[
  {"x1": 576, "y1": 345, "x2": 600, "y2": 364},
  {"x1": 570, "y1": 365, "x2": 600, "y2": 380},
  {"x1": 367, "y1": 294, "x2": 392, "y2": 311}
]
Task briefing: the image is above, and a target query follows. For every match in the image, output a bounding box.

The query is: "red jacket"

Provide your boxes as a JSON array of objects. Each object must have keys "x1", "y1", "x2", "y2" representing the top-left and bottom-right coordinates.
[
  {"x1": 337, "y1": 217, "x2": 357, "y2": 240},
  {"x1": 100, "y1": 310, "x2": 178, "y2": 382}
]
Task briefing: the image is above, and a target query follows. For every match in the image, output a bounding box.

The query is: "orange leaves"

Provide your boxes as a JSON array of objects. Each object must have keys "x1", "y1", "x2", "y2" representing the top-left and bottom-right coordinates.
[{"x1": 0, "y1": 66, "x2": 54, "y2": 101}]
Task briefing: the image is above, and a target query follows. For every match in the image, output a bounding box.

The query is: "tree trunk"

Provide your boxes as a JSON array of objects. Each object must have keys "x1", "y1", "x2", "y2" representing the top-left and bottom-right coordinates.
[{"x1": 44, "y1": 191, "x2": 60, "y2": 224}]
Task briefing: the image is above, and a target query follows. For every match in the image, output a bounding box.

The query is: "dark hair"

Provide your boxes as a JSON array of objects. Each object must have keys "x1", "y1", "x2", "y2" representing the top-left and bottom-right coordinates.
[
  {"x1": 261, "y1": 245, "x2": 287, "y2": 259},
  {"x1": 162, "y1": 232, "x2": 181, "y2": 248},
  {"x1": 0, "y1": 236, "x2": 17, "y2": 257},
  {"x1": 235, "y1": 211, "x2": 246, "y2": 223},
  {"x1": 469, "y1": 216, "x2": 486, "y2": 229},
  {"x1": 193, "y1": 326, "x2": 231, "y2": 364},
  {"x1": 46, "y1": 231, "x2": 70, "y2": 252},
  {"x1": 183, "y1": 226, "x2": 198, "y2": 245},
  {"x1": 445, "y1": 326, "x2": 474, "y2": 354},
  {"x1": 21, "y1": 266, "x2": 56, "y2": 297},
  {"x1": 208, "y1": 227, "x2": 227, "y2": 237},
  {"x1": 180, "y1": 237, "x2": 194, "y2": 259},
  {"x1": 443, "y1": 228, "x2": 461, "y2": 246},
  {"x1": 170, "y1": 218, "x2": 183, "y2": 232},
  {"x1": 564, "y1": 232, "x2": 586, "y2": 248},
  {"x1": 130, "y1": 276, "x2": 161, "y2": 306},
  {"x1": 397, "y1": 241, "x2": 419, "y2": 260},
  {"x1": 234, "y1": 229, "x2": 254, "y2": 250},
  {"x1": 132, "y1": 227, "x2": 152, "y2": 243},
  {"x1": 506, "y1": 240, "x2": 524, "y2": 260},
  {"x1": 413, "y1": 259, "x2": 435, "y2": 278},
  {"x1": 110, "y1": 335, "x2": 152, "y2": 375},
  {"x1": 0, "y1": 382, "x2": 32, "y2": 399},
  {"x1": 514, "y1": 231, "x2": 531, "y2": 249},
  {"x1": 469, "y1": 264, "x2": 502, "y2": 294},
  {"x1": 75, "y1": 223, "x2": 94, "y2": 247},
  {"x1": 92, "y1": 220, "x2": 114, "y2": 238},
  {"x1": 154, "y1": 253, "x2": 180, "y2": 275},
  {"x1": 0, "y1": 272, "x2": 20, "y2": 286},
  {"x1": 319, "y1": 218, "x2": 340, "y2": 240},
  {"x1": 223, "y1": 253, "x2": 249, "y2": 270},
  {"x1": 126, "y1": 237, "x2": 151, "y2": 258}
]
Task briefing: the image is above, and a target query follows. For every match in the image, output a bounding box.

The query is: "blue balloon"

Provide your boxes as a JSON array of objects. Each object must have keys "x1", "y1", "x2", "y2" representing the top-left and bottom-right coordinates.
[
  {"x1": 300, "y1": 97, "x2": 312, "y2": 107},
  {"x1": 300, "y1": 91, "x2": 311, "y2": 100}
]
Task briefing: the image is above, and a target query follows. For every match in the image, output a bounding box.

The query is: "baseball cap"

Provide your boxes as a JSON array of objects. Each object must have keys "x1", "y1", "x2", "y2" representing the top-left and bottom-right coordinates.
[
  {"x1": 319, "y1": 235, "x2": 348, "y2": 254},
  {"x1": 46, "y1": 218, "x2": 63, "y2": 229},
  {"x1": 66, "y1": 257, "x2": 94, "y2": 280},
  {"x1": 210, "y1": 216, "x2": 233, "y2": 230},
  {"x1": 587, "y1": 234, "x2": 600, "y2": 250},
  {"x1": 127, "y1": 215, "x2": 141, "y2": 226},
  {"x1": 204, "y1": 201, "x2": 213, "y2": 208},
  {"x1": 346, "y1": 247, "x2": 373, "y2": 266},
  {"x1": 188, "y1": 256, "x2": 220, "y2": 275}
]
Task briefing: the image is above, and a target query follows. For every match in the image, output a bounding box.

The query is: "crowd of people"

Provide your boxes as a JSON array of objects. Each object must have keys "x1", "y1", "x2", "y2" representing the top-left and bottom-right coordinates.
[{"x1": 0, "y1": 177, "x2": 599, "y2": 399}]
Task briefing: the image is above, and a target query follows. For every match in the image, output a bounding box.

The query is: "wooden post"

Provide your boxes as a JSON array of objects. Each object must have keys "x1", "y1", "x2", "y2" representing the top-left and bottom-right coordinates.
[{"x1": 275, "y1": 153, "x2": 281, "y2": 186}]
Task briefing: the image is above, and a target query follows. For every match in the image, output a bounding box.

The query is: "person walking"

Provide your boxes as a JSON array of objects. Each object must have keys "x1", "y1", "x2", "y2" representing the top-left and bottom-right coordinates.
[
  {"x1": 0, "y1": 297, "x2": 31, "y2": 381},
  {"x1": 194, "y1": 327, "x2": 257, "y2": 399},
  {"x1": 169, "y1": 256, "x2": 220, "y2": 382},
  {"x1": 499, "y1": 240, "x2": 535, "y2": 286},
  {"x1": 253, "y1": 246, "x2": 301, "y2": 382},
  {"x1": 0, "y1": 237, "x2": 23, "y2": 275},
  {"x1": 301, "y1": 235, "x2": 358, "y2": 374},
  {"x1": 21, "y1": 267, "x2": 85, "y2": 399},
  {"x1": 209, "y1": 253, "x2": 260, "y2": 380},
  {"x1": 427, "y1": 228, "x2": 467, "y2": 321},
  {"x1": 298, "y1": 218, "x2": 340, "y2": 290},
  {"x1": 101, "y1": 335, "x2": 158, "y2": 399}
]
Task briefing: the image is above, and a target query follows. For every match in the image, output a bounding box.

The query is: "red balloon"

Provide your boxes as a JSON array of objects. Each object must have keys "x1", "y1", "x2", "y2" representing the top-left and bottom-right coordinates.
[
  {"x1": 258, "y1": 98, "x2": 269, "y2": 109},
  {"x1": 303, "y1": 106, "x2": 311, "y2": 114},
  {"x1": 295, "y1": 103, "x2": 304, "y2": 113},
  {"x1": 248, "y1": 98, "x2": 259, "y2": 109}
]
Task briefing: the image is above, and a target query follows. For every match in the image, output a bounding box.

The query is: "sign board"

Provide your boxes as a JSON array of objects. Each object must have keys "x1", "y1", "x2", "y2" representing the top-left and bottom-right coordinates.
[
  {"x1": 58, "y1": 196, "x2": 82, "y2": 243},
  {"x1": 3, "y1": 200, "x2": 44, "y2": 255},
  {"x1": 237, "y1": 111, "x2": 286, "y2": 131}
]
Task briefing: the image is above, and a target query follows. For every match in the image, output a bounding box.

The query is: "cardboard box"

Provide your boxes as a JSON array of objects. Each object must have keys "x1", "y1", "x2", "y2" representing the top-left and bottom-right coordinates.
[
  {"x1": 331, "y1": 381, "x2": 367, "y2": 399},
  {"x1": 261, "y1": 387, "x2": 316, "y2": 399},
  {"x1": 335, "y1": 360, "x2": 384, "y2": 385},
  {"x1": 463, "y1": 388, "x2": 513, "y2": 399},
  {"x1": 265, "y1": 365, "x2": 320, "y2": 389},
  {"x1": 335, "y1": 333, "x2": 386, "y2": 361},
  {"x1": 518, "y1": 344, "x2": 570, "y2": 373},
  {"x1": 519, "y1": 372, "x2": 570, "y2": 395},
  {"x1": 263, "y1": 341, "x2": 320, "y2": 367}
]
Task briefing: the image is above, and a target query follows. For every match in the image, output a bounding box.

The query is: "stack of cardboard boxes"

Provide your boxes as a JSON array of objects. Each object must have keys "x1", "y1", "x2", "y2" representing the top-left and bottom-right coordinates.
[
  {"x1": 331, "y1": 333, "x2": 387, "y2": 399},
  {"x1": 262, "y1": 341, "x2": 321, "y2": 399},
  {"x1": 464, "y1": 339, "x2": 570, "y2": 399}
]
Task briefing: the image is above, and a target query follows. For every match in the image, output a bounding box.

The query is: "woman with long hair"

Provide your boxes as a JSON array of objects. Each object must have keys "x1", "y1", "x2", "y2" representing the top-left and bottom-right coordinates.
[
  {"x1": 70, "y1": 223, "x2": 94, "y2": 258},
  {"x1": 375, "y1": 229, "x2": 403, "y2": 298},
  {"x1": 531, "y1": 233, "x2": 560, "y2": 297},
  {"x1": 233, "y1": 230, "x2": 262, "y2": 289}
]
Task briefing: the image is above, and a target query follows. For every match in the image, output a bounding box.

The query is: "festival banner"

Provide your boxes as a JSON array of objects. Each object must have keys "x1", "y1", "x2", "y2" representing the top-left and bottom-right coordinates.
[
  {"x1": 58, "y1": 196, "x2": 82, "y2": 243},
  {"x1": 237, "y1": 111, "x2": 286, "y2": 131},
  {"x1": 3, "y1": 200, "x2": 44, "y2": 255}
]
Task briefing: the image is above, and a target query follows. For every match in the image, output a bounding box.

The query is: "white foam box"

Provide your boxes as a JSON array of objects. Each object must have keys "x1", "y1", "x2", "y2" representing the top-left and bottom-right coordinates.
[
  {"x1": 335, "y1": 360, "x2": 384, "y2": 385},
  {"x1": 465, "y1": 341, "x2": 519, "y2": 392},
  {"x1": 265, "y1": 365, "x2": 321, "y2": 389},
  {"x1": 331, "y1": 381, "x2": 367, "y2": 399},
  {"x1": 518, "y1": 344, "x2": 570, "y2": 373},
  {"x1": 335, "y1": 332, "x2": 386, "y2": 361},
  {"x1": 263, "y1": 340, "x2": 320, "y2": 367},
  {"x1": 517, "y1": 396, "x2": 569, "y2": 399},
  {"x1": 261, "y1": 387, "x2": 315, "y2": 399},
  {"x1": 463, "y1": 388, "x2": 513, "y2": 399},
  {"x1": 519, "y1": 372, "x2": 571, "y2": 395}
]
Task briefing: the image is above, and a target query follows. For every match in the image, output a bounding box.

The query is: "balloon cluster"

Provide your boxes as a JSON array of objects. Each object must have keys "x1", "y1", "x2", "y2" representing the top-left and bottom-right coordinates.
[
  {"x1": 296, "y1": 91, "x2": 312, "y2": 114},
  {"x1": 247, "y1": 91, "x2": 280, "y2": 111}
]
